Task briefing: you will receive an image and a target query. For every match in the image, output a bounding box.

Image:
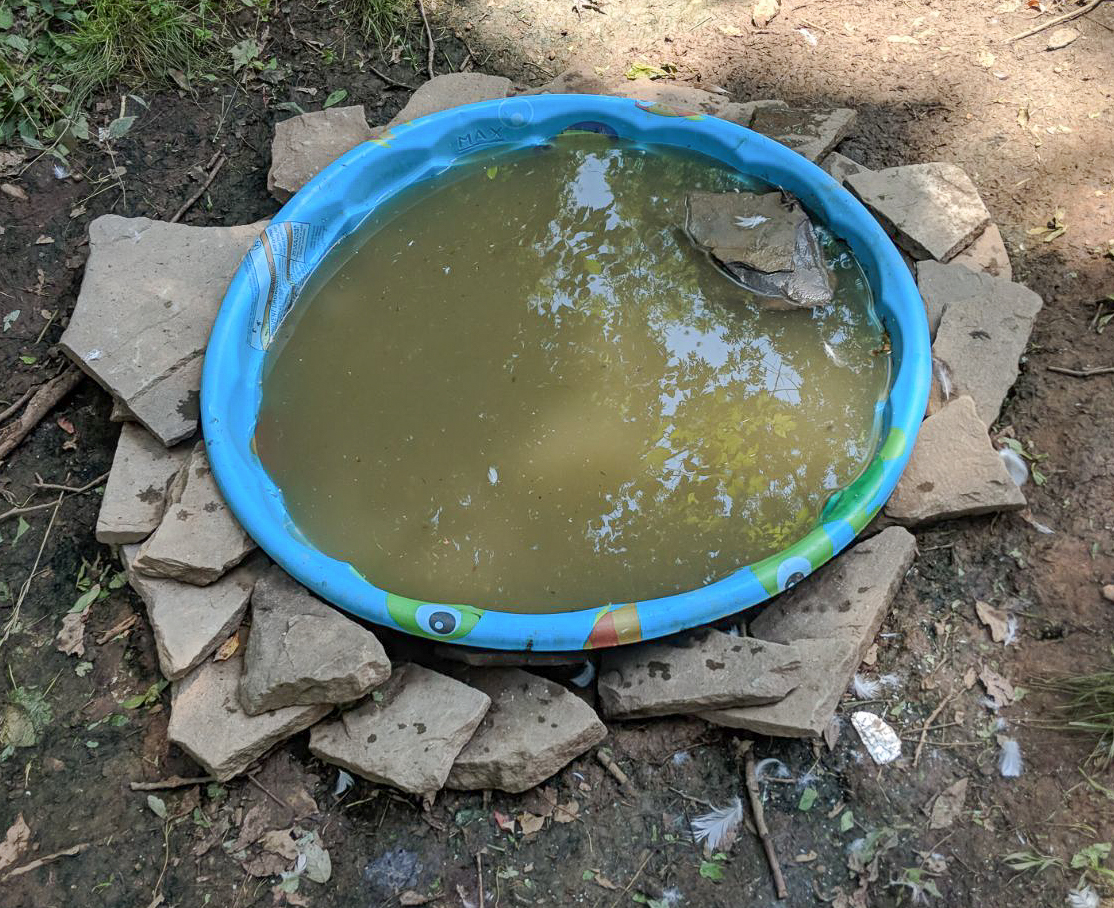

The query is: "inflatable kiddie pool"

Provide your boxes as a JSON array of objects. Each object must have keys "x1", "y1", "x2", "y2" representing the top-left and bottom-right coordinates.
[{"x1": 201, "y1": 94, "x2": 931, "y2": 652}]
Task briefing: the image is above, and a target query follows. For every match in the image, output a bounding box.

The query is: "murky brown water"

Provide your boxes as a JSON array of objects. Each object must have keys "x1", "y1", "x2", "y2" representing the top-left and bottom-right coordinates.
[{"x1": 255, "y1": 134, "x2": 889, "y2": 612}]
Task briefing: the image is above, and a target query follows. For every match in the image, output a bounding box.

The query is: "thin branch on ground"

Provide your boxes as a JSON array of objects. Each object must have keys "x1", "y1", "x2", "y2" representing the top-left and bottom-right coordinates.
[
  {"x1": 0, "y1": 366, "x2": 83, "y2": 463},
  {"x1": 0, "y1": 492, "x2": 63, "y2": 648},
  {"x1": 1047, "y1": 364, "x2": 1114, "y2": 378},
  {"x1": 1, "y1": 842, "x2": 90, "y2": 880},
  {"x1": 130, "y1": 776, "x2": 214, "y2": 791},
  {"x1": 744, "y1": 750, "x2": 788, "y2": 900},
  {"x1": 1008, "y1": 0, "x2": 1110, "y2": 42},
  {"x1": 417, "y1": 0, "x2": 436, "y2": 79},
  {"x1": 0, "y1": 385, "x2": 38, "y2": 425},
  {"x1": 913, "y1": 688, "x2": 958, "y2": 768},
  {"x1": 0, "y1": 471, "x2": 109, "y2": 524},
  {"x1": 368, "y1": 63, "x2": 415, "y2": 89},
  {"x1": 170, "y1": 152, "x2": 227, "y2": 223}
]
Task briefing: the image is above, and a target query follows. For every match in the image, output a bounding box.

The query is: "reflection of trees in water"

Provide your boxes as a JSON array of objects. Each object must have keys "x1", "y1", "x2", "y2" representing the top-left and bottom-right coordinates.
[{"x1": 512, "y1": 137, "x2": 887, "y2": 568}]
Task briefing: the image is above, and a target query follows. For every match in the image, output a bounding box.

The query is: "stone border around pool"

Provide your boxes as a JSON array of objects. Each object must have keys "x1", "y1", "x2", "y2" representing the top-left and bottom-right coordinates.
[{"x1": 60, "y1": 70, "x2": 1041, "y2": 796}]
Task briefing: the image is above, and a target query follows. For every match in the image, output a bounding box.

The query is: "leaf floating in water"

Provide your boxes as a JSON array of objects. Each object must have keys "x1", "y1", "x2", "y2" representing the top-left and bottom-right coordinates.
[
  {"x1": 851, "y1": 711, "x2": 901, "y2": 764},
  {"x1": 486, "y1": 166, "x2": 498, "y2": 180}
]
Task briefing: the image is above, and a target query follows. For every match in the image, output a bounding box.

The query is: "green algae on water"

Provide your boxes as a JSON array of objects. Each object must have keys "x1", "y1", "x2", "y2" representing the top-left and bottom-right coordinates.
[{"x1": 254, "y1": 134, "x2": 891, "y2": 613}]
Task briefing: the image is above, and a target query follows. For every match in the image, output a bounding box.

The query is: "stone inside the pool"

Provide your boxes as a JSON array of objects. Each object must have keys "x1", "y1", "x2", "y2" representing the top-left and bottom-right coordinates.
[
  {"x1": 685, "y1": 190, "x2": 834, "y2": 308},
  {"x1": 239, "y1": 566, "x2": 391, "y2": 715}
]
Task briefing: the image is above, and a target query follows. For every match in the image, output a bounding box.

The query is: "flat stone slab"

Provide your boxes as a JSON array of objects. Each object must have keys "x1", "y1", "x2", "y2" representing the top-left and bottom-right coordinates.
[
  {"x1": 96, "y1": 424, "x2": 191, "y2": 543},
  {"x1": 528, "y1": 67, "x2": 763, "y2": 125},
  {"x1": 133, "y1": 442, "x2": 256, "y2": 585},
  {"x1": 384, "y1": 73, "x2": 513, "y2": 129},
  {"x1": 885, "y1": 395, "x2": 1026, "y2": 526},
  {"x1": 123, "y1": 545, "x2": 265, "y2": 680},
  {"x1": 699, "y1": 638, "x2": 858, "y2": 737},
  {"x1": 687, "y1": 191, "x2": 833, "y2": 307},
  {"x1": 749, "y1": 526, "x2": 916, "y2": 662},
  {"x1": 433, "y1": 645, "x2": 587, "y2": 668},
  {"x1": 240, "y1": 566, "x2": 391, "y2": 715},
  {"x1": 309, "y1": 664, "x2": 490, "y2": 795},
  {"x1": 822, "y1": 152, "x2": 869, "y2": 185},
  {"x1": 168, "y1": 653, "x2": 330, "y2": 781},
  {"x1": 846, "y1": 163, "x2": 991, "y2": 262},
  {"x1": 268, "y1": 105, "x2": 375, "y2": 202},
  {"x1": 950, "y1": 223, "x2": 1012, "y2": 281},
  {"x1": 929, "y1": 264, "x2": 1044, "y2": 425},
  {"x1": 60, "y1": 215, "x2": 265, "y2": 445},
  {"x1": 748, "y1": 104, "x2": 857, "y2": 162},
  {"x1": 598, "y1": 629, "x2": 800, "y2": 719},
  {"x1": 445, "y1": 668, "x2": 606, "y2": 793}
]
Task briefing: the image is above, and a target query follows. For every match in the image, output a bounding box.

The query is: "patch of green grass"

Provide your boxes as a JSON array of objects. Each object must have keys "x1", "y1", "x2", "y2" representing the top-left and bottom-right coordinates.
[
  {"x1": 343, "y1": 0, "x2": 414, "y2": 50},
  {"x1": 1040, "y1": 659, "x2": 1114, "y2": 768}
]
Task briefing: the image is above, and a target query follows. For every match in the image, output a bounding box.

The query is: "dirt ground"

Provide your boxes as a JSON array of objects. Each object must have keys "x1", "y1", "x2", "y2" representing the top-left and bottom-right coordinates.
[{"x1": 2, "y1": 0, "x2": 1114, "y2": 906}]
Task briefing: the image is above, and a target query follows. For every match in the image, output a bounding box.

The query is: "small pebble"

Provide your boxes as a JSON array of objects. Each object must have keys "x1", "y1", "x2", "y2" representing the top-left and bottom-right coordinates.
[{"x1": 1102, "y1": 584, "x2": 1114, "y2": 604}]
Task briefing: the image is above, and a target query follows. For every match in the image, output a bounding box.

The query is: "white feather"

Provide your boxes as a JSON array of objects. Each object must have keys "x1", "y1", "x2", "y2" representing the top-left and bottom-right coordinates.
[
  {"x1": 690, "y1": 797, "x2": 743, "y2": 852},
  {"x1": 932, "y1": 357, "x2": 952, "y2": 401},
  {"x1": 879, "y1": 673, "x2": 901, "y2": 688},
  {"x1": 754, "y1": 757, "x2": 791, "y2": 781},
  {"x1": 1003, "y1": 615, "x2": 1019, "y2": 646},
  {"x1": 998, "y1": 738, "x2": 1023, "y2": 777},
  {"x1": 333, "y1": 769, "x2": 354, "y2": 796},
  {"x1": 1067, "y1": 885, "x2": 1100, "y2": 908},
  {"x1": 852, "y1": 673, "x2": 883, "y2": 699},
  {"x1": 998, "y1": 447, "x2": 1029, "y2": 487}
]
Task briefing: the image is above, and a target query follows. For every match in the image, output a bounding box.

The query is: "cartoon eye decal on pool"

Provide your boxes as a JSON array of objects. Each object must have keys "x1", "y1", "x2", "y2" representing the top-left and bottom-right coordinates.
[
  {"x1": 776, "y1": 556, "x2": 812, "y2": 591},
  {"x1": 385, "y1": 594, "x2": 483, "y2": 640}
]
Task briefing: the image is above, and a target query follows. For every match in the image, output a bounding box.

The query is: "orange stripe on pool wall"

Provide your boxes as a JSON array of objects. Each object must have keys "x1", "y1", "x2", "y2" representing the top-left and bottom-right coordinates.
[{"x1": 585, "y1": 604, "x2": 642, "y2": 649}]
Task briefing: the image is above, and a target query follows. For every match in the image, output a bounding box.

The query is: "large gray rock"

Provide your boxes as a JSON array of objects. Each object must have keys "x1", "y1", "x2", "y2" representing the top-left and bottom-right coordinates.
[
  {"x1": 309, "y1": 664, "x2": 490, "y2": 795},
  {"x1": 96, "y1": 424, "x2": 192, "y2": 543},
  {"x1": 699, "y1": 638, "x2": 858, "y2": 737},
  {"x1": 598, "y1": 629, "x2": 800, "y2": 719},
  {"x1": 123, "y1": 544, "x2": 265, "y2": 680},
  {"x1": 133, "y1": 442, "x2": 256, "y2": 585},
  {"x1": 60, "y1": 215, "x2": 264, "y2": 445},
  {"x1": 950, "y1": 223, "x2": 1012, "y2": 281},
  {"x1": 686, "y1": 191, "x2": 833, "y2": 308},
  {"x1": 928, "y1": 265, "x2": 1043, "y2": 425},
  {"x1": 749, "y1": 104, "x2": 857, "y2": 162},
  {"x1": 445, "y1": 668, "x2": 606, "y2": 793},
  {"x1": 385, "y1": 73, "x2": 513, "y2": 129},
  {"x1": 846, "y1": 163, "x2": 991, "y2": 262},
  {"x1": 268, "y1": 105, "x2": 375, "y2": 202},
  {"x1": 240, "y1": 566, "x2": 391, "y2": 715},
  {"x1": 885, "y1": 395, "x2": 1026, "y2": 526},
  {"x1": 168, "y1": 653, "x2": 330, "y2": 781},
  {"x1": 749, "y1": 526, "x2": 916, "y2": 662},
  {"x1": 527, "y1": 67, "x2": 763, "y2": 125}
]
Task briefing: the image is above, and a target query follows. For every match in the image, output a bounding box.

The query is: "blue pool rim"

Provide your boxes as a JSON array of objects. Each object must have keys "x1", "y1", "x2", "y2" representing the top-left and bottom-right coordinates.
[{"x1": 201, "y1": 93, "x2": 931, "y2": 651}]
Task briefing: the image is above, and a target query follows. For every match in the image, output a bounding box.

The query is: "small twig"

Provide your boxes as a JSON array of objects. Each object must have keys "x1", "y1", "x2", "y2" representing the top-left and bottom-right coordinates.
[
  {"x1": 130, "y1": 775, "x2": 213, "y2": 791},
  {"x1": 1008, "y1": 0, "x2": 1109, "y2": 42},
  {"x1": 34, "y1": 309, "x2": 57, "y2": 345},
  {"x1": 247, "y1": 772, "x2": 289, "y2": 809},
  {"x1": 96, "y1": 613, "x2": 138, "y2": 645},
  {"x1": 595, "y1": 749, "x2": 630, "y2": 786},
  {"x1": 913, "y1": 688, "x2": 957, "y2": 768},
  {"x1": 170, "y1": 153, "x2": 228, "y2": 223},
  {"x1": 1, "y1": 492, "x2": 62, "y2": 648},
  {"x1": 0, "y1": 386, "x2": 38, "y2": 425},
  {"x1": 416, "y1": 0, "x2": 436, "y2": 79},
  {"x1": 0, "y1": 365, "x2": 82, "y2": 463},
  {"x1": 367, "y1": 63, "x2": 414, "y2": 89},
  {"x1": 0, "y1": 471, "x2": 109, "y2": 524},
  {"x1": 605, "y1": 850, "x2": 652, "y2": 908},
  {"x1": 1, "y1": 842, "x2": 90, "y2": 880},
  {"x1": 476, "y1": 851, "x2": 485, "y2": 908},
  {"x1": 744, "y1": 751, "x2": 788, "y2": 900},
  {"x1": 1047, "y1": 364, "x2": 1114, "y2": 378}
]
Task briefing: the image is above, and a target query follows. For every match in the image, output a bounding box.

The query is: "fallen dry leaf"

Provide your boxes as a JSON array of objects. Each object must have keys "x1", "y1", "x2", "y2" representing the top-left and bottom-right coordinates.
[
  {"x1": 258, "y1": 828, "x2": 298, "y2": 861},
  {"x1": 493, "y1": 809, "x2": 516, "y2": 833},
  {"x1": 56, "y1": 417, "x2": 75, "y2": 434},
  {"x1": 927, "y1": 778, "x2": 968, "y2": 829},
  {"x1": 0, "y1": 814, "x2": 31, "y2": 872},
  {"x1": 592, "y1": 872, "x2": 620, "y2": 890},
  {"x1": 979, "y1": 666, "x2": 1015, "y2": 708},
  {"x1": 213, "y1": 630, "x2": 242, "y2": 662},
  {"x1": 56, "y1": 610, "x2": 89, "y2": 657},
  {"x1": 975, "y1": 600, "x2": 1009, "y2": 643},
  {"x1": 963, "y1": 667, "x2": 978, "y2": 689},
  {"x1": 553, "y1": 800, "x2": 579, "y2": 823},
  {"x1": 752, "y1": 0, "x2": 779, "y2": 27},
  {"x1": 1046, "y1": 26, "x2": 1079, "y2": 50},
  {"x1": 399, "y1": 892, "x2": 436, "y2": 906},
  {"x1": 517, "y1": 812, "x2": 545, "y2": 836}
]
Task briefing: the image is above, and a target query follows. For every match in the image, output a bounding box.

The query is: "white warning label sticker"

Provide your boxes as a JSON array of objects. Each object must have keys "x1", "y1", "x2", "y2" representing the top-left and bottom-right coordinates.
[{"x1": 245, "y1": 221, "x2": 327, "y2": 350}]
